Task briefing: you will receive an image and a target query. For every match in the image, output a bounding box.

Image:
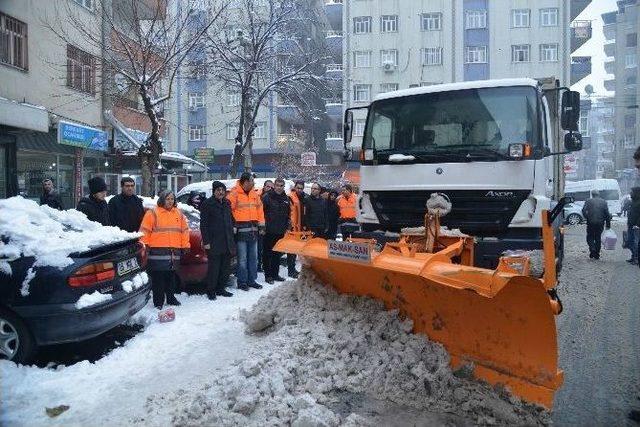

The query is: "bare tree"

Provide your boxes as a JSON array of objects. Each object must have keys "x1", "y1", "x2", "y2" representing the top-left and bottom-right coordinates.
[
  {"x1": 205, "y1": 0, "x2": 329, "y2": 178},
  {"x1": 45, "y1": 0, "x2": 224, "y2": 195}
]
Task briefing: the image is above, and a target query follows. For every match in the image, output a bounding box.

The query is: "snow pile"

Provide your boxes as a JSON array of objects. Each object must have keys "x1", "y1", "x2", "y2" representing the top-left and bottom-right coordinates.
[
  {"x1": 401, "y1": 225, "x2": 468, "y2": 237},
  {"x1": 75, "y1": 291, "x2": 113, "y2": 309},
  {"x1": 0, "y1": 197, "x2": 140, "y2": 275},
  {"x1": 159, "y1": 270, "x2": 549, "y2": 426},
  {"x1": 121, "y1": 271, "x2": 149, "y2": 293}
]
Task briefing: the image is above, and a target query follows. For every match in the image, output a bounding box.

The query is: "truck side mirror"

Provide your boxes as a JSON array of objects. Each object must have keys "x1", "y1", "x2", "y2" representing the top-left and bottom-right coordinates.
[
  {"x1": 564, "y1": 132, "x2": 583, "y2": 152},
  {"x1": 561, "y1": 91, "x2": 580, "y2": 131},
  {"x1": 343, "y1": 110, "x2": 354, "y2": 145}
]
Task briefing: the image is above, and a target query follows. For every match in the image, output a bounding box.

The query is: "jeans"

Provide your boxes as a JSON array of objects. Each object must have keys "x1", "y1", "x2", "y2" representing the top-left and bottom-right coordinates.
[
  {"x1": 629, "y1": 227, "x2": 640, "y2": 261},
  {"x1": 236, "y1": 239, "x2": 258, "y2": 285},
  {"x1": 586, "y1": 223, "x2": 605, "y2": 257}
]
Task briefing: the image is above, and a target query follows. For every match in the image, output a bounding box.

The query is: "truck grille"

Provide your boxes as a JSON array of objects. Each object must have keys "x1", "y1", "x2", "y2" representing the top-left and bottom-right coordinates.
[{"x1": 367, "y1": 190, "x2": 531, "y2": 236}]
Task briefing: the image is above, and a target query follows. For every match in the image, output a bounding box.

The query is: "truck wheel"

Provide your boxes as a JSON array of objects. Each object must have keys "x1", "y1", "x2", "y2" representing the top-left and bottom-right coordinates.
[
  {"x1": 566, "y1": 213, "x2": 582, "y2": 225},
  {"x1": 0, "y1": 308, "x2": 37, "y2": 364}
]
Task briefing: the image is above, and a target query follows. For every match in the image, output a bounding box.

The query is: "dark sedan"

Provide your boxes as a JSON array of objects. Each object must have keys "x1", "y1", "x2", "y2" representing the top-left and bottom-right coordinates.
[{"x1": 0, "y1": 239, "x2": 150, "y2": 364}]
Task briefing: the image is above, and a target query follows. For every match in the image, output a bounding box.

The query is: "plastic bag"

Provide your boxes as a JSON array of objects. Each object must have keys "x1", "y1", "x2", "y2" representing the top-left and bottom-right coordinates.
[
  {"x1": 602, "y1": 229, "x2": 617, "y2": 250},
  {"x1": 158, "y1": 308, "x2": 175, "y2": 323}
]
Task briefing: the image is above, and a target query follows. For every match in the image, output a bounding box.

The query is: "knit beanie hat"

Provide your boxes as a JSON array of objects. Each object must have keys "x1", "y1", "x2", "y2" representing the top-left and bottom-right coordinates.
[{"x1": 88, "y1": 176, "x2": 107, "y2": 195}]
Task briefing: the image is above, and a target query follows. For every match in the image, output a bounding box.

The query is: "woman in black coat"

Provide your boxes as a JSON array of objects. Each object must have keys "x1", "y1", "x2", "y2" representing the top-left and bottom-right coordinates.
[{"x1": 200, "y1": 181, "x2": 236, "y2": 299}]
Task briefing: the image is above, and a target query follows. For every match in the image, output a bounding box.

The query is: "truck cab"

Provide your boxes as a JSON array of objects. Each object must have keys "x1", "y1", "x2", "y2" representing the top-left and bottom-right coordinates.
[{"x1": 346, "y1": 78, "x2": 582, "y2": 269}]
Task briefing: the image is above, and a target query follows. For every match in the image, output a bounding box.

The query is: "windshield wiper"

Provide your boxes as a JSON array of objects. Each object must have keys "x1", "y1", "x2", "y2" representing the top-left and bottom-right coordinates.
[{"x1": 461, "y1": 148, "x2": 511, "y2": 160}]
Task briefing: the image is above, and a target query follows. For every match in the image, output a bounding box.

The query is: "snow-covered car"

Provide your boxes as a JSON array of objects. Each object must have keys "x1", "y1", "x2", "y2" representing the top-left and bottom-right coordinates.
[
  {"x1": 0, "y1": 197, "x2": 151, "y2": 364},
  {"x1": 564, "y1": 203, "x2": 584, "y2": 225}
]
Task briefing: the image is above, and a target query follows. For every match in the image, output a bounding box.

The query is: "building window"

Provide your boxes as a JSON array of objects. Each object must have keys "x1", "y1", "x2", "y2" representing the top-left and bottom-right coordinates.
[
  {"x1": 380, "y1": 15, "x2": 398, "y2": 33},
  {"x1": 189, "y1": 125, "x2": 204, "y2": 141},
  {"x1": 465, "y1": 46, "x2": 487, "y2": 63},
  {"x1": 465, "y1": 10, "x2": 487, "y2": 29},
  {"x1": 512, "y1": 9, "x2": 530, "y2": 28},
  {"x1": 380, "y1": 49, "x2": 398, "y2": 66},
  {"x1": 626, "y1": 53, "x2": 637, "y2": 68},
  {"x1": 227, "y1": 124, "x2": 239, "y2": 140},
  {"x1": 540, "y1": 8, "x2": 558, "y2": 27},
  {"x1": 421, "y1": 13, "x2": 442, "y2": 31},
  {"x1": 226, "y1": 92, "x2": 240, "y2": 107},
  {"x1": 253, "y1": 122, "x2": 266, "y2": 139},
  {"x1": 353, "y1": 16, "x2": 372, "y2": 34},
  {"x1": 66, "y1": 45, "x2": 96, "y2": 94},
  {"x1": 0, "y1": 12, "x2": 28, "y2": 71},
  {"x1": 188, "y1": 92, "x2": 205, "y2": 109},
  {"x1": 421, "y1": 47, "x2": 443, "y2": 65},
  {"x1": 353, "y1": 50, "x2": 372, "y2": 68},
  {"x1": 579, "y1": 112, "x2": 589, "y2": 136},
  {"x1": 353, "y1": 84, "x2": 371, "y2": 102},
  {"x1": 73, "y1": 0, "x2": 93, "y2": 10},
  {"x1": 354, "y1": 119, "x2": 366, "y2": 137},
  {"x1": 624, "y1": 134, "x2": 636, "y2": 149},
  {"x1": 511, "y1": 44, "x2": 530, "y2": 62},
  {"x1": 540, "y1": 43, "x2": 558, "y2": 62},
  {"x1": 379, "y1": 83, "x2": 399, "y2": 93},
  {"x1": 627, "y1": 33, "x2": 638, "y2": 47}
]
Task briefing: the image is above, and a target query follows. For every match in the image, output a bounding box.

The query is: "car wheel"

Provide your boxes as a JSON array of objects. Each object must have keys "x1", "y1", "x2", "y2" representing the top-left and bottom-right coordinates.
[
  {"x1": 566, "y1": 213, "x2": 582, "y2": 225},
  {"x1": 0, "y1": 308, "x2": 37, "y2": 364}
]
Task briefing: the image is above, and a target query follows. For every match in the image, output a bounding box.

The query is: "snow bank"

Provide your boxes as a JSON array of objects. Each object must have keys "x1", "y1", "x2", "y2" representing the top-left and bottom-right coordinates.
[
  {"x1": 0, "y1": 197, "x2": 140, "y2": 275},
  {"x1": 159, "y1": 270, "x2": 549, "y2": 426},
  {"x1": 75, "y1": 291, "x2": 113, "y2": 309}
]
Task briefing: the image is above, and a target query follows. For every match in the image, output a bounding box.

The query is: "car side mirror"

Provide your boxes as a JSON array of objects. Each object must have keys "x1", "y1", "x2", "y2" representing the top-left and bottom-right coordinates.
[
  {"x1": 564, "y1": 132, "x2": 583, "y2": 152},
  {"x1": 343, "y1": 110, "x2": 354, "y2": 145},
  {"x1": 561, "y1": 91, "x2": 580, "y2": 131}
]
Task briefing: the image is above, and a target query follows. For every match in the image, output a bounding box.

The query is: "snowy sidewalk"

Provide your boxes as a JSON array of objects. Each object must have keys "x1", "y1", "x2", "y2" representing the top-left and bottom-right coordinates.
[{"x1": 1, "y1": 275, "x2": 281, "y2": 427}]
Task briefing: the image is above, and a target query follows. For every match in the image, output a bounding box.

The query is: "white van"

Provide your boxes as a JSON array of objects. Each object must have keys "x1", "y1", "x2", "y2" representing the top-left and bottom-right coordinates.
[
  {"x1": 176, "y1": 178, "x2": 294, "y2": 203},
  {"x1": 564, "y1": 179, "x2": 622, "y2": 216}
]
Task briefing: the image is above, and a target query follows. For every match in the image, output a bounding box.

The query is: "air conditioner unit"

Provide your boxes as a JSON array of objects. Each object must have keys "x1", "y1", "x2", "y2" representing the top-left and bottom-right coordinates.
[{"x1": 383, "y1": 61, "x2": 395, "y2": 72}]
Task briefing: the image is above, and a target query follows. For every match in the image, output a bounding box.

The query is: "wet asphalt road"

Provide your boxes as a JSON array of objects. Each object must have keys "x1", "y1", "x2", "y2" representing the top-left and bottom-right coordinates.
[{"x1": 553, "y1": 221, "x2": 640, "y2": 426}]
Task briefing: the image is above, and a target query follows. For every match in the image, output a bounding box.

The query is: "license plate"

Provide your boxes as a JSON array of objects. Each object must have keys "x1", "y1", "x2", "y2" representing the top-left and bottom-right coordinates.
[{"x1": 117, "y1": 257, "x2": 140, "y2": 276}]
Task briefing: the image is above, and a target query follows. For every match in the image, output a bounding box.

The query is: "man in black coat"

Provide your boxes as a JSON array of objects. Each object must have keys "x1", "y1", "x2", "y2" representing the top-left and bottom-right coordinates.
[
  {"x1": 200, "y1": 181, "x2": 235, "y2": 300},
  {"x1": 582, "y1": 189, "x2": 612, "y2": 260},
  {"x1": 303, "y1": 182, "x2": 328, "y2": 238},
  {"x1": 108, "y1": 177, "x2": 144, "y2": 232},
  {"x1": 40, "y1": 178, "x2": 64, "y2": 210},
  {"x1": 262, "y1": 178, "x2": 291, "y2": 284},
  {"x1": 326, "y1": 189, "x2": 340, "y2": 240},
  {"x1": 77, "y1": 176, "x2": 110, "y2": 226}
]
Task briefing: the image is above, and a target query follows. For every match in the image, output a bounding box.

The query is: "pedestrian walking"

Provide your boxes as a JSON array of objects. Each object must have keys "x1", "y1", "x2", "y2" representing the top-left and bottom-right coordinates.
[
  {"x1": 262, "y1": 178, "x2": 291, "y2": 284},
  {"x1": 40, "y1": 178, "x2": 64, "y2": 210},
  {"x1": 139, "y1": 190, "x2": 190, "y2": 309},
  {"x1": 303, "y1": 182, "x2": 328, "y2": 238},
  {"x1": 621, "y1": 195, "x2": 632, "y2": 217},
  {"x1": 200, "y1": 181, "x2": 235, "y2": 300},
  {"x1": 108, "y1": 177, "x2": 144, "y2": 232},
  {"x1": 229, "y1": 173, "x2": 265, "y2": 291},
  {"x1": 626, "y1": 187, "x2": 640, "y2": 264},
  {"x1": 326, "y1": 189, "x2": 340, "y2": 240},
  {"x1": 287, "y1": 180, "x2": 305, "y2": 278},
  {"x1": 257, "y1": 180, "x2": 274, "y2": 273},
  {"x1": 77, "y1": 176, "x2": 110, "y2": 226},
  {"x1": 336, "y1": 184, "x2": 358, "y2": 239},
  {"x1": 581, "y1": 189, "x2": 612, "y2": 260}
]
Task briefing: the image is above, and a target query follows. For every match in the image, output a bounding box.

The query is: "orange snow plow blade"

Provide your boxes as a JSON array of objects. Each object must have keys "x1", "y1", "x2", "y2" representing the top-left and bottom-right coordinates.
[{"x1": 274, "y1": 214, "x2": 563, "y2": 408}]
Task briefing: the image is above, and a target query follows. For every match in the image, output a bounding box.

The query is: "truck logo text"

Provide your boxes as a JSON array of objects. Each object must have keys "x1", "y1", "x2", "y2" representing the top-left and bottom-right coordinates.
[{"x1": 485, "y1": 191, "x2": 515, "y2": 198}]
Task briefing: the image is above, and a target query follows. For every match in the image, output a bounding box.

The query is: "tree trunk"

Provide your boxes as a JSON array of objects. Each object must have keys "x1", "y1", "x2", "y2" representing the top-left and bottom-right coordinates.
[
  {"x1": 140, "y1": 154, "x2": 153, "y2": 196},
  {"x1": 138, "y1": 86, "x2": 162, "y2": 196}
]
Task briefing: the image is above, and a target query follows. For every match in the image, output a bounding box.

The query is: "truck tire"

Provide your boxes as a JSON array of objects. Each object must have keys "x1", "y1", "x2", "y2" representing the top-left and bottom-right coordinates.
[{"x1": 0, "y1": 308, "x2": 37, "y2": 364}]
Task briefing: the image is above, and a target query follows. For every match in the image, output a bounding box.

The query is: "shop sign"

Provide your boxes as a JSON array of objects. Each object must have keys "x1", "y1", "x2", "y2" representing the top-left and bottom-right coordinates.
[
  {"x1": 194, "y1": 147, "x2": 215, "y2": 162},
  {"x1": 327, "y1": 240, "x2": 371, "y2": 264},
  {"x1": 301, "y1": 152, "x2": 316, "y2": 167},
  {"x1": 58, "y1": 120, "x2": 108, "y2": 152}
]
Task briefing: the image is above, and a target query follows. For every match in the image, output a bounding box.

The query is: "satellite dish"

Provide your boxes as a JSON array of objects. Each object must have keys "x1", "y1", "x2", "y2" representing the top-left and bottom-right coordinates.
[{"x1": 584, "y1": 84, "x2": 594, "y2": 95}]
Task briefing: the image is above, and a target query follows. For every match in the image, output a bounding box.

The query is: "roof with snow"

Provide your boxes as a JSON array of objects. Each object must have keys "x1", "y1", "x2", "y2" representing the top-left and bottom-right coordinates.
[{"x1": 374, "y1": 78, "x2": 540, "y2": 102}]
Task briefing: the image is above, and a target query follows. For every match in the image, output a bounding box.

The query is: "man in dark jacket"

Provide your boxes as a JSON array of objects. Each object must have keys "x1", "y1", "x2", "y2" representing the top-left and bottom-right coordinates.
[
  {"x1": 626, "y1": 187, "x2": 640, "y2": 264},
  {"x1": 582, "y1": 190, "x2": 612, "y2": 259},
  {"x1": 326, "y1": 189, "x2": 340, "y2": 240},
  {"x1": 262, "y1": 178, "x2": 291, "y2": 284},
  {"x1": 40, "y1": 178, "x2": 64, "y2": 210},
  {"x1": 77, "y1": 176, "x2": 110, "y2": 226},
  {"x1": 200, "y1": 181, "x2": 235, "y2": 300},
  {"x1": 303, "y1": 182, "x2": 328, "y2": 238},
  {"x1": 108, "y1": 177, "x2": 144, "y2": 232}
]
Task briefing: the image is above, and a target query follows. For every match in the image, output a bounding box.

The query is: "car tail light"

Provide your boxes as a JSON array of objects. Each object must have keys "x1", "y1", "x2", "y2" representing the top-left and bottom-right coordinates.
[
  {"x1": 138, "y1": 242, "x2": 148, "y2": 268},
  {"x1": 68, "y1": 262, "x2": 115, "y2": 287}
]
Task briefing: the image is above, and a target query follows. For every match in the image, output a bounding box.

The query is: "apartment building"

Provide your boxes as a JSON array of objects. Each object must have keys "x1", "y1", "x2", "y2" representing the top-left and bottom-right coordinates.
[
  {"x1": 344, "y1": 0, "x2": 591, "y2": 147},
  {"x1": 602, "y1": 0, "x2": 639, "y2": 179}
]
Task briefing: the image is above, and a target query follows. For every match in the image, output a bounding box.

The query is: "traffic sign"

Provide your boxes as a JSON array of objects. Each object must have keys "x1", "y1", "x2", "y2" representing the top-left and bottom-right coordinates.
[{"x1": 194, "y1": 147, "x2": 215, "y2": 162}]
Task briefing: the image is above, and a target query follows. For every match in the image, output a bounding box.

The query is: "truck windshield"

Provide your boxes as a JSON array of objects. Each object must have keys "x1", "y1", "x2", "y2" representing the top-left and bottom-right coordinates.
[{"x1": 363, "y1": 86, "x2": 540, "y2": 159}]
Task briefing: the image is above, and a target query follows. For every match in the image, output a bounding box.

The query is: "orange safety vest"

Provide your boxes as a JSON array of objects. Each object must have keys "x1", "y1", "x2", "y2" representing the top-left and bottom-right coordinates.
[
  {"x1": 139, "y1": 207, "x2": 190, "y2": 249},
  {"x1": 228, "y1": 181, "x2": 265, "y2": 230},
  {"x1": 289, "y1": 191, "x2": 303, "y2": 231},
  {"x1": 337, "y1": 193, "x2": 357, "y2": 219}
]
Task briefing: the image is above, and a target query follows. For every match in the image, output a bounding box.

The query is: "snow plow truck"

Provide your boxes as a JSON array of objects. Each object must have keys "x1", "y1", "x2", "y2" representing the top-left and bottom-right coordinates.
[{"x1": 275, "y1": 78, "x2": 583, "y2": 408}]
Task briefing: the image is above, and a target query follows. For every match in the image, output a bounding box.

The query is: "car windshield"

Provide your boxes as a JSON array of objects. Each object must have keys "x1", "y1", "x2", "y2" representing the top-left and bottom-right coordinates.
[{"x1": 363, "y1": 86, "x2": 540, "y2": 158}]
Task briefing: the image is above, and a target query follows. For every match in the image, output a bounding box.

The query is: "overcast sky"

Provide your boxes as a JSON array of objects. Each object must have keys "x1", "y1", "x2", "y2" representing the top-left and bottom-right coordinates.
[{"x1": 571, "y1": 0, "x2": 619, "y2": 97}]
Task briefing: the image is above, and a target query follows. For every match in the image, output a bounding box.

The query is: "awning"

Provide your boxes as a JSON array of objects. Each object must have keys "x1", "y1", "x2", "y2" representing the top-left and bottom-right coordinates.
[{"x1": 0, "y1": 96, "x2": 49, "y2": 132}]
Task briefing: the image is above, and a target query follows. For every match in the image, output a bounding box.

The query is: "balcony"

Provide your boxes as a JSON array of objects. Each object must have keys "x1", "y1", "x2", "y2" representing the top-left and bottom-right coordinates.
[
  {"x1": 571, "y1": 0, "x2": 592, "y2": 21},
  {"x1": 571, "y1": 56, "x2": 592, "y2": 85},
  {"x1": 325, "y1": 63, "x2": 343, "y2": 80},
  {"x1": 324, "y1": 0, "x2": 343, "y2": 31},
  {"x1": 325, "y1": 100, "x2": 343, "y2": 118},
  {"x1": 604, "y1": 57, "x2": 615, "y2": 74},
  {"x1": 604, "y1": 39, "x2": 616, "y2": 57},
  {"x1": 277, "y1": 105, "x2": 304, "y2": 125},
  {"x1": 571, "y1": 21, "x2": 592, "y2": 52},
  {"x1": 604, "y1": 78, "x2": 616, "y2": 92},
  {"x1": 325, "y1": 30, "x2": 343, "y2": 59},
  {"x1": 325, "y1": 132, "x2": 343, "y2": 152}
]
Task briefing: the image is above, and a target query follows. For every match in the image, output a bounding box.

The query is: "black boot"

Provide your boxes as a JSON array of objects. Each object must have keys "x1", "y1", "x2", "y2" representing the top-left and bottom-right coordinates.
[
  {"x1": 216, "y1": 290, "x2": 234, "y2": 297},
  {"x1": 207, "y1": 292, "x2": 217, "y2": 301},
  {"x1": 248, "y1": 282, "x2": 263, "y2": 289},
  {"x1": 237, "y1": 284, "x2": 250, "y2": 291},
  {"x1": 166, "y1": 295, "x2": 181, "y2": 306}
]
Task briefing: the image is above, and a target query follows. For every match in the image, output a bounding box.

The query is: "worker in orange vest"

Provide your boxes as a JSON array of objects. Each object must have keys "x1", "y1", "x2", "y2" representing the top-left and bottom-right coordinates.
[
  {"x1": 228, "y1": 173, "x2": 265, "y2": 291},
  {"x1": 287, "y1": 180, "x2": 306, "y2": 278},
  {"x1": 139, "y1": 190, "x2": 190, "y2": 309},
  {"x1": 336, "y1": 184, "x2": 358, "y2": 239}
]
